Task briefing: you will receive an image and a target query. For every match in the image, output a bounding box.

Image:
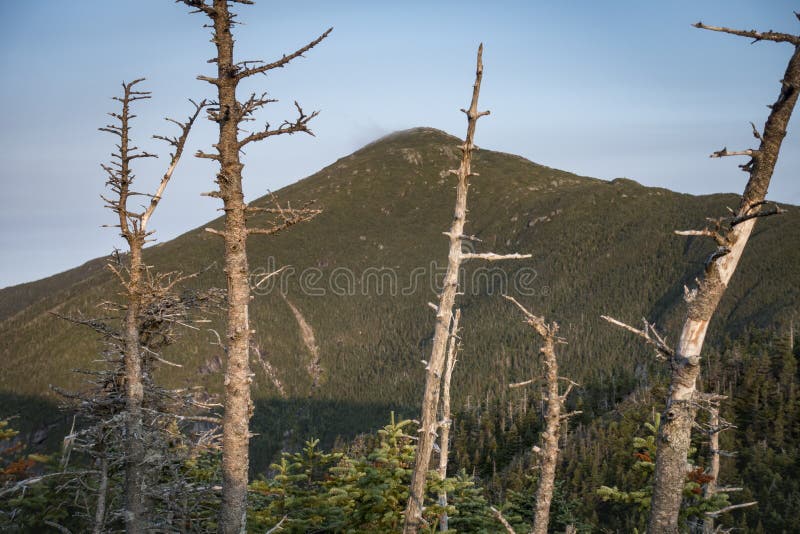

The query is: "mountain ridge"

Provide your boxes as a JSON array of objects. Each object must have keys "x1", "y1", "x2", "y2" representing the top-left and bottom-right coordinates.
[
  {"x1": 0, "y1": 126, "x2": 744, "y2": 300},
  {"x1": 1, "y1": 126, "x2": 798, "y2": 463}
]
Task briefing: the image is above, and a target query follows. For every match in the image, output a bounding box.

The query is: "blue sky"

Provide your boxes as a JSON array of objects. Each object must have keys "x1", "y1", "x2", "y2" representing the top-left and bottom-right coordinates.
[{"x1": 1, "y1": 0, "x2": 798, "y2": 288}]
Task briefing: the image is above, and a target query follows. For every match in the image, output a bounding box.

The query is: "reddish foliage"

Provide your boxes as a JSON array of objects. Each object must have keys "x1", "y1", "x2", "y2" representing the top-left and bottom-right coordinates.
[
  {"x1": 1, "y1": 457, "x2": 36, "y2": 480},
  {"x1": 686, "y1": 466, "x2": 715, "y2": 486},
  {"x1": 0, "y1": 441, "x2": 25, "y2": 458}
]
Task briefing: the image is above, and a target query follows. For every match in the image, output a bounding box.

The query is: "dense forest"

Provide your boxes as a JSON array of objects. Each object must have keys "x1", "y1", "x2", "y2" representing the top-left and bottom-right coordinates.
[
  {"x1": 1, "y1": 2, "x2": 799, "y2": 533},
  {"x1": 3, "y1": 328, "x2": 799, "y2": 532}
]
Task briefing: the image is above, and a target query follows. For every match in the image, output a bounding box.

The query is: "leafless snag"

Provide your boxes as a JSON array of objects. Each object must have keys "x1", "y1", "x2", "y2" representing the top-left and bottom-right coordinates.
[
  {"x1": 177, "y1": 2, "x2": 330, "y2": 531},
  {"x1": 44, "y1": 78, "x2": 212, "y2": 531},
  {"x1": 95, "y1": 78, "x2": 206, "y2": 533},
  {"x1": 92, "y1": 452, "x2": 109, "y2": 534},
  {"x1": 437, "y1": 309, "x2": 460, "y2": 532},
  {"x1": 690, "y1": 393, "x2": 757, "y2": 533},
  {"x1": 402, "y1": 44, "x2": 531, "y2": 534},
  {"x1": 53, "y1": 279, "x2": 224, "y2": 531},
  {"x1": 603, "y1": 16, "x2": 800, "y2": 533},
  {"x1": 504, "y1": 295, "x2": 580, "y2": 534}
]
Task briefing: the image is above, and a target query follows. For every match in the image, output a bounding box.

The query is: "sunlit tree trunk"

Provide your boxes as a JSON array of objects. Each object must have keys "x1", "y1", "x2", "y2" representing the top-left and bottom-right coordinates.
[
  {"x1": 403, "y1": 44, "x2": 530, "y2": 533},
  {"x1": 505, "y1": 296, "x2": 579, "y2": 534},
  {"x1": 437, "y1": 309, "x2": 460, "y2": 531},
  {"x1": 647, "y1": 28, "x2": 799, "y2": 533},
  {"x1": 179, "y1": 2, "x2": 328, "y2": 530},
  {"x1": 603, "y1": 22, "x2": 799, "y2": 533}
]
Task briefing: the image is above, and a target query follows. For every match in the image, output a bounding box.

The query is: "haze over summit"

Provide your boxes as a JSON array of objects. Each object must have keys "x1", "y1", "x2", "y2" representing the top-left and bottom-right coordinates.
[{"x1": 1, "y1": 0, "x2": 798, "y2": 288}]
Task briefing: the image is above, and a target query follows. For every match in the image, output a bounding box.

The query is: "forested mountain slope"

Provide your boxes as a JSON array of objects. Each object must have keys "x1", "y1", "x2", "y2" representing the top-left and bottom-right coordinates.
[{"x1": 1, "y1": 127, "x2": 798, "y2": 466}]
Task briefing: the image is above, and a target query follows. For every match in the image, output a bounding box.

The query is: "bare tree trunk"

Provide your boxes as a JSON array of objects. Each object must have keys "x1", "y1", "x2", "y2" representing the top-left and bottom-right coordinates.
[
  {"x1": 93, "y1": 454, "x2": 109, "y2": 534},
  {"x1": 505, "y1": 296, "x2": 579, "y2": 534},
  {"x1": 179, "y1": 3, "x2": 328, "y2": 531},
  {"x1": 405, "y1": 45, "x2": 477, "y2": 533},
  {"x1": 603, "y1": 25, "x2": 799, "y2": 534},
  {"x1": 646, "y1": 27, "x2": 800, "y2": 533},
  {"x1": 702, "y1": 404, "x2": 720, "y2": 534},
  {"x1": 403, "y1": 45, "x2": 529, "y2": 533},
  {"x1": 696, "y1": 394, "x2": 756, "y2": 532},
  {"x1": 218, "y1": 208, "x2": 252, "y2": 534},
  {"x1": 100, "y1": 78, "x2": 203, "y2": 533},
  {"x1": 402, "y1": 46, "x2": 485, "y2": 533},
  {"x1": 105, "y1": 80, "x2": 154, "y2": 533},
  {"x1": 438, "y1": 309, "x2": 461, "y2": 532},
  {"x1": 211, "y1": 9, "x2": 252, "y2": 529},
  {"x1": 123, "y1": 243, "x2": 147, "y2": 532},
  {"x1": 532, "y1": 331, "x2": 560, "y2": 534}
]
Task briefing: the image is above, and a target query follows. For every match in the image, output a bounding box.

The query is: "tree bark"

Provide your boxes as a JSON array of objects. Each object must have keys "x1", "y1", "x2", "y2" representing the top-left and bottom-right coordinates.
[
  {"x1": 99, "y1": 72, "x2": 203, "y2": 534},
  {"x1": 93, "y1": 450, "x2": 109, "y2": 534},
  {"x1": 504, "y1": 296, "x2": 578, "y2": 534},
  {"x1": 208, "y1": 3, "x2": 252, "y2": 531},
  {"x1": 647, "y1": 34, "x2": 800, "y2": 534},
  {"x1": 178, "y1": 3, "x2": 328, "y2": 531},
  {"x1": 702, "y1": 405, "x2": 720, "y2": 534},
  {"x1": 403, "y1": 45, "x2": 488, "y2": 534},
  {"x1": 531, "y1": 332, "x2": 561, "y2": 534},
  {"x1": 438, "y1": 309, "x2": 460, "y2": 532},
  {"x1": 107, "y1": 80, "x2": 150, "y2": 534},
  {"x1": 123, "y1": 242, "x2": 147, "y2": 533}
]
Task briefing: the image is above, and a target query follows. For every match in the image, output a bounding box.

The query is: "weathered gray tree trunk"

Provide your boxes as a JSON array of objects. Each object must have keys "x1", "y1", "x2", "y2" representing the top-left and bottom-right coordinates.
[
  {"x1": 123, "y1": 243, "x2": 147, "y2": 532},
  {"x1": 532, "y1": 330, "x2": 562, "y2": 534},
  {"x1": 402, "y1": 46, "x2": 488, "y2": 534},
  {"x1": 697, "y1": 394, "x2": 756, "y2": 533},
  {"x1": 437, "y1": 309, "x2": 461, "y2": 532},
  {"x1": 106, "y1": 81, "x2": 148, "y2": 532},
  {"x1": 646, "y1": 25, "x2": 800, "y2": 533},
  {"x1": 92, "y1": 451, "x2": 109, "y2": 534},
  {"x1": 209, "y1": 9, "x2": 252, "y2": 529},
  {"x1": 100, "y1": 79, "x2": 203, "y2": 533},
  {"x1": 505, "y1": 296, "x2": 579, "y2": 534},
  {"x1": 702, "y1": 402, "x2": 721, "y2": 534},
  {"x1": 179, "y1": 3, "x2": 328, "y2": 531},
  {"x1": 403, "y1": 45, "x2": 529, "y2": 533}
]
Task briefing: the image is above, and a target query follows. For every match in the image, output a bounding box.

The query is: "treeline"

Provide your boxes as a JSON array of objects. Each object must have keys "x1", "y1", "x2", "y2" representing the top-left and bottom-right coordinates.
[{"x1": 3, "y1": 325, "x2": 797, "y2": 531}]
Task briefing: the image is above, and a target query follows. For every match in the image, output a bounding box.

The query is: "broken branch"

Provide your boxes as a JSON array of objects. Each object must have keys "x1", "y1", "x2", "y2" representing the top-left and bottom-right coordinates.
[
  {"x1": 601, "y1": 315, "x2": 674, "y2": 358},
  {"x1": 693, "y1": 21, "x2": 800, "y2": 46}
]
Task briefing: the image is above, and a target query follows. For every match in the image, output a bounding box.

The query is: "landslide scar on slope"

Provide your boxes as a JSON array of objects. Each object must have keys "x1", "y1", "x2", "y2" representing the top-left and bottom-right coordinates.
[{"x1": 281, "y1": 293, "x2": 322, "y2": 393}]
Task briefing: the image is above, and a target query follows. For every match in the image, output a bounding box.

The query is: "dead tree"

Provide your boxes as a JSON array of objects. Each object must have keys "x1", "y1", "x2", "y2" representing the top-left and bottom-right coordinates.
[
  {"x1": 505, "y1": 296, "x2": 580, "y2": 534},
  {"x1": 16, "y1": 82, "x2": 215, "y2": 530},
  {"x1": 700, "y1": 394, "x2": 724, "y2": 534},
  {"x1": 403, "y1": 44, "x2": 531, "y2": 534},
  {"x1": 178, "y1": 2, "x2": 328, "y2": 531},
  {"x1": 603, "y1": 17, "x2": 800, "y2": 533},
  {"x1": 694, "y1": 393, "x2": 756, "y2": 534},
  {"x1": 437, "y1": 309, "x2": 461, "y2": 532},
  {"x1": 99, "y1": 78, "x2": 204, "y2": 532},
  {"x1": 54, "y1": 283, "x2": 224, "y2": 531},
  {"x1": 93, "y1": 450, "x2": 109, "y2": 534}
]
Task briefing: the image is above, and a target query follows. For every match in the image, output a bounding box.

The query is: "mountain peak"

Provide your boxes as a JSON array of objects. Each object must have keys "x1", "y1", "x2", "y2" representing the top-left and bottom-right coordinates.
[
  {"x1": 2, "y1": 124, "x2": 799, "y2": 468},
  {"x1": 360, "y1": 127, "x2": 460, "y2": 151}
]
